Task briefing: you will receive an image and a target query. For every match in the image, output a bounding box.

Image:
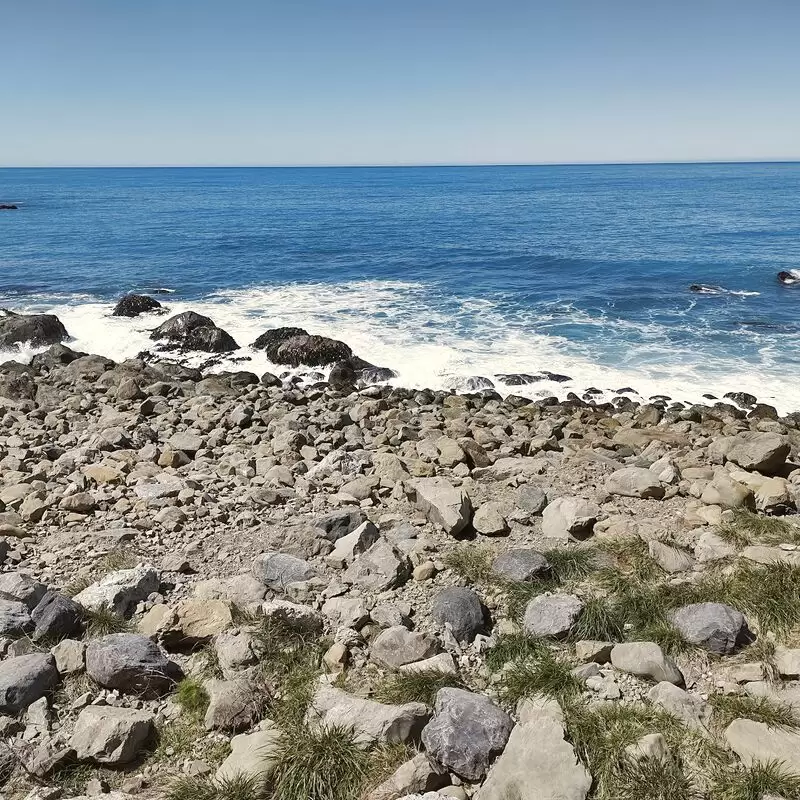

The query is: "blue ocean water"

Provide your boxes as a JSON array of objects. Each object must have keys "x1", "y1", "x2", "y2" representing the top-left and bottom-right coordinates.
[{"x1": 1, "y1": 163, "x2": 799, "y2": 409}]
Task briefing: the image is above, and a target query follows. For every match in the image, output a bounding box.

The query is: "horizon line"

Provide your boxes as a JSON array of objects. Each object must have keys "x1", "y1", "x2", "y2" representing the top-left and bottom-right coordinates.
[{"x1": 2, "y1": 158, "x2": 800, "y2": 169}]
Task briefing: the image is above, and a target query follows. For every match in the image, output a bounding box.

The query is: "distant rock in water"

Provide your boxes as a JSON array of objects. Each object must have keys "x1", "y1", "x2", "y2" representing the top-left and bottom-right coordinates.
[
  {"x1": 778, "y1": 271, "x2": 800, "y2": 285},
  {"x1": 0, "y1": 310, "x2": 69, "y2": 349},
  {"x1": 496, "y1": 371, "x2": 572, "y2": 385},
  {"x1": 251, "y1": 327, "x2": 310, "y2": 360},
  {"x1": 0, "y1": 204, "x2": 18, "y2": 210},
  {"x1": 112, "y1": 294, "x2": 163, "y2": 318},
  {"x1": 328, "y1": 357, "x2": 397, "y2": 390},
  {"x1": 150, "y1": 311, "x2": 238, "y2": 353},
  {"x1": 251, "y1": 327, "x2": 352, "y2": 367}
]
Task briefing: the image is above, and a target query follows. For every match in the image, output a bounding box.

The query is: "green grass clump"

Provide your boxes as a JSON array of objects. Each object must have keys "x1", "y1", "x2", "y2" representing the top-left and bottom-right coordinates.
[
  {"x1": 570, "y1": 596, "x2": 625, "y2": 643},
  {"x1": 709, "y1": 760, "x2": 800, "y2": 800},
  {"x1": 166, "y1": 773, "x2": 265, "y2": 800},
  {"x1": 496, "y1": 649, "x2": 583, "y2": 705},
  {"x1": 486, "y1": 632, "x2": 548, "y2": 671},
  {"x1": 443, "y1": 545, "x2": 494, "y2": 583},
  {"x1": 82, "y1": 605, "x2": 133, "y2": 637},
  {"x1": 373, "y1": 669, "x2": 463, "y2": 706},
  {"x1": 708, "y1": 693, "x2": 799, "y2": 732},
  {"x1": 564, "y1": 700, "x2": 699, "y2": 800},
  {"x1": 542, "y1": 546, "x2": 599, "y2": 583},
  {"x1": 719, "y1": 508, "x2": 800, "y2": 548},
  {"x1": 270, "y1": 724, "x2": 372, "y2": 800},
  {"x1": 176, "y1": 677, "x2": 210, "y2": 718},
  {"x1": 155, "y1": 718, "x2": 202, "y2": 761},
  {"x1": 597, "y1": 535, "x2": 662, "y2": 582}
]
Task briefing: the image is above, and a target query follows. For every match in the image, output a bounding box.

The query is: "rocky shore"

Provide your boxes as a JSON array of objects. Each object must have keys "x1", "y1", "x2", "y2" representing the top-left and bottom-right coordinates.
[{"x1": 1, "y1": 306, "x2": 800, "y2": 800}]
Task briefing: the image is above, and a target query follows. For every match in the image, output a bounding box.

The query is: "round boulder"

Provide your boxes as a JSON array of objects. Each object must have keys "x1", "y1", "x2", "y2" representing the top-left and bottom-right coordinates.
[
  {"x1": 670, "y1": 602, "x2": 751, "y2": 655},
  {"x1": 431, "y1": 587, "x2": 485, "y2": 643},
  {"x1": 112, "y1": 294, "x2": 162, "y2": 317}
]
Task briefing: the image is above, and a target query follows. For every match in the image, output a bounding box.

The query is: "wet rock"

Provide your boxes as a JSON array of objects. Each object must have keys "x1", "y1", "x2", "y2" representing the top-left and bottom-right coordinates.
[
  {"x1": 0, "y1": 310, "x2": 69, "y2": 348},
  {"x1": 274, "y1": 334, "x2": 353, "y2": 367},
  {"x1": 251, "y1": 326, "x2": 309, "y2": 357},
  {"x1": 150, "y1": 311, "x2": 238, "y2": 353},
  {"x1": 422, "y1": 688, "x2": 513, "y2": 781},
  {"x1": 112, "y1": 294, "x2": 162, "y2": 317}
]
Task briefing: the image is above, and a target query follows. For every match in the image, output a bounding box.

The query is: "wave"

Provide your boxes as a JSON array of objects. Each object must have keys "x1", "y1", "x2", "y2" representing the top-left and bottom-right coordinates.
[{"x1": 1, "y1": 280, "x2": 798, "y2": 413}]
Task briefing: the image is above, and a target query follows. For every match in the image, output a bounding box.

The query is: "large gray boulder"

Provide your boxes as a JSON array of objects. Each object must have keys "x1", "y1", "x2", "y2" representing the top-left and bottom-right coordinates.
[
  {"x1": 30, "y1": 591, "x2": 83, "y2": 641},
  {"x1": 73, "y1": 565, "x2": 159, "y2": 617},
  {"x1": 605, "y1": 467, "x2": 665, "y2": 500},
  {"x1": 523, "y1": 594, "x2": 584, "y2": 639},
  {"x1": 542, "y1": 498, "x2": 599, "y2": 540},
  {"x1": 670, "y1": 602, "x2": 750, "y2": 655},
  {"x1": 86, "y1": 634, "x2": 182, "y2": 697},
  {"x1": 252, "y1": 552, "x2": 314, "y2": 589},
  {"x1": 610, "y1": 642, "x2": 683, "y2": 684},
  {"x1": 0, "y1": 653, "x2": 59, "y2": 714},
  {"x1": 413, "y1": 478, "x2": 472, "y2": 536},
  {"x1": 725, "y1": 432, "x2": 791, "y2": 474},
  {"x1": 492, "y1": 549, "x2": 550, "y2": 582},
  {"x1": 0, "y1": 572, "x2": 47, "y2": 609},
  {"x1": 431, "y1": 587, "x2": 484, "y2": 643},
  {"x1": 307, "y1": 684, "x2": 429, "y2": 745},
  {"x1": 0, "y1": 310, "x2": 69, "y2": 348},
  {"x1": 215, "y1": 725, "x2": 282, "y2": 790},
  {"x1": 476, "y1": 701, "x2": 590, "y2": 800},
  {"x1": 71, "y1": 706, "x2": 154, "y2": 764},
  {"x1": 422, "y1": 688, "x2": 514, "y2": 781}
]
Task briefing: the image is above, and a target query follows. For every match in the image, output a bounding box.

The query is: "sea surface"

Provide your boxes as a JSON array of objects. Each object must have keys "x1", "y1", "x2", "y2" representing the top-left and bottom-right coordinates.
[{"x1": 1, "y1": 163, "x2": 799, "y2": 410}]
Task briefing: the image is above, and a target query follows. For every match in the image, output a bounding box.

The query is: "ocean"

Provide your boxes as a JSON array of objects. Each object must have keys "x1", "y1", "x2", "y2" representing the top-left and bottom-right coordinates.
[{"x1": 1, "y1": 163, "x2": 799, "y2": 410}]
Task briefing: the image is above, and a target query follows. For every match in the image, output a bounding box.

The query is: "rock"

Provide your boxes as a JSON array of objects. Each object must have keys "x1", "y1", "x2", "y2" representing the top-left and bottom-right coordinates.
[
  {"x1": 0, "y1": 310, "x2": 69, "y2": 348},
  {"x1": 175, "y1": 599, "x2": 232, "y2": 642},
  {"x1": 413, "y1": 478, "x2": 472, "y2": 536},
  {"x1": 59, "y1": 492, "x2": 96, "y2": 513},
  {"x1": 700, "y1": 475, "x2": 753, "y2": 509},
  {"x1": 475, "y1": 703, "x2": 590, "y2": 800},
  {"x1": 0, "y1": 654, "x2": 59, "y2": 714},
  {"x1": 307, "y1": 684, "x2": 429, "y2": 744},
  {"x1": 252, "y1": 552, "x2": 314, "y2": 589},
  {"x1": 204, "y1": 677, "x2": 259, "y2": 731},
  {"x1": 625, "y1": 732, "x2": 670, "y2": 763},
  {"x1": 523, "y1": 594, "x2": 583, "y2": 639},
  {"x1": 421, "y1": 688, "x2": 514, "y2": 781},
  {"x1": 775, "y1": 648, "x2": 800, "y2": 679},
  {"x1": 431, "y1": 587, "x2": 484, "y2": 643},
  {"x1": 399, "y1": 653, "x2": 458, "y2": 676},
  {"x1": 30, "y1": 591, "x2": 83, "y2": 641},
  {"x1": 71, "y1": 706, "x2": 154, "y2": 764},
  {"x1": 372, "y1": 626, "x2": 439, "y2": 668},
  {"x1": 168, "y1": 432, "x2": 204, "y2": 454},
  {"x1": 670, "y1": 602, "x2": 750, "y2": 655},
  {"x1": 112, "y1": 294, "x2": 162, "y2": 317},
  {"x1": 725, "y1": 718, "x2": 800, "y2": 773},
  {"x1": 342, "y1": 540, "x2": 410, "y2": 591},
  {"x1": 0, "y1": 598, "x2": 32, "y2": 636},
  {"x1": 366, "y1": 752, "x2": 448, "y2": 800},
  {"x1": 322, "y1": 596, "x2": 370, "y2": 629},
  {"x1": 252, "y1": 326, "x2": 310, "y2": 355},
  {"x1": 605, "y1": 467, "x2": 665, "y2": 500},
  {"x1": 261, "y1": 599, "x2": 323, "y2": 634},
  {"x1": 215, "y1": 725, "x2": 282, "y2": 789},
  {"x1": 0, "y1": 573, "x2": 46, "y2": 610},
  {"x1": 725, "y1": 432, "x2": 790, "y2": 474},
  {"x1": 610, "y1": 642, "x2": 683, "y2": 684},
  {"x1": 73, "y1": 565, "x2": 159, "y2": 617},
  {"x1": 272, "y1": 334, "x2": 352, "y2": 367},
  {"x1": 472, "y1": 502, "x2": 509, "y2": 536},
  {"x1": 314, "y1": 507, "x2": 366, "y2": 541},
  {"x1": 85, "y1": 634, "x2": 182, "y2": 697},
  {"x1": 541, "y1": 498, "x2": 599, "y2": 540},
  {"x1": 328, "y1": 521, "x2": 380, "y2": 565},
  {"x1": 150, "y1": 311, "x2": 238, "y2": 353},
  {"x1": 51, "y1": 639, "x2": 85, "y2": 674},
  {"x1": 492, "y1": 549, "x2": 550, "y2": 582},
  {"x1": 648, "y1": 540, "x2": 694, "y2": 573},
  {"x1": 695, "y1": 531, "x2": 737, "y2": 563},
  {"x1": 515, "y1": 485, "x2": 548, "y2": 515},
  {"x1": 648, "y1": 682, "x2": 707, "y2": 728}
]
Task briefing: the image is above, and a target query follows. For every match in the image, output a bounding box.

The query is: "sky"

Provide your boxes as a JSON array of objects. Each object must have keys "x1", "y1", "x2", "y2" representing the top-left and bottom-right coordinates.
[{"x1": 2, "y1": 0, "x2": 799, "y2": 166}]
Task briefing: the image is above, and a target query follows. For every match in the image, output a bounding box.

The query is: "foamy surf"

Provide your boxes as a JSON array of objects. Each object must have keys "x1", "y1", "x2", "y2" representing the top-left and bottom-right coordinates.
[{"x1": 2, "y1": 279, "x2": 798, "y2": 414}]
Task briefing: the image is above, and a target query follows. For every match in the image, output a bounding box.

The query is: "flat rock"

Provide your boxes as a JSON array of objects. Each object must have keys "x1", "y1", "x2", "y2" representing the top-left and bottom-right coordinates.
[
  {"x1": 413, "y1": 478, "x2": 472, "y2": 536},
  {"x1": 610, "y1": 642, "x2": 683, "y2": 684},
  {"x1": 372, "y1": 626, "x2": 439, "y2": 668},
  {"x1": 523, "y1": 594, "x2": 583, "y2": 639},
  {"x1": 252, "y1": 552, "x2": 314, "y2": 589},
  {"x1": 725, "y1": 718, "x2": 800, "y2": 773},
  {"x1": 492, "y1": 549, "x2": 550, "y2": 582},
  {"x1": 73, "y1": 565, "x2": 159, "y2": 616},
  {"x1": 605, "y1": 467, "x2": 665, "y2": 500},
  {"x1": 215, "y1": 725, "x2": 282, "y2": 789},
  {"x1": 71, "y1": 706, "x2": 154, "y2": 764}
]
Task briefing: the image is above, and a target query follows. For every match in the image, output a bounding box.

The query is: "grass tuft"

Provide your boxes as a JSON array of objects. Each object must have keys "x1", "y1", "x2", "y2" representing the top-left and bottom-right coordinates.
[
  {"x1": 542, "y1": 546, "x2": 599, "y2": 583},
  {"x1": 373, "y1": 669, "x2": 463, "y2": 706},
  {"x1": 708, "y1": 692, "x2": 799, "y2": 732},
  {"x1": 597, "y1": 535, "x2": 662, "y2": 582},
  {"x1": 486, "y1": 632, "x2": 548, "y2": 672},
  {"x1": 496, "y1": 649, "x2": 583, "y2": 705},
  {"x1": 570, "y1": 596, "x2": 625, "y2": 643},
  {"x1": 270, "y1": 723, "x2": 372, "y2": 800},
  {"x1": 719, "y1": 508, "x2": 800, "y2": 548},
  {"x1": 166, "y1": 773, "x2": 266, "y2": 800},
  {"x1": 614, "y1": 754, "x2": 702, "y2": 800},
  {"x1": 176, "y1": 677, "x2": 210, "y2": 719},
  {"x1": 82, "y1": 604, "x2": 133, "y2": 637},
  {"x1": 443, "y1": 545, "x2": 494, "y2": 583},
  {"x1": 709, "y1": 759, "x2": 800, "y2": 800}
]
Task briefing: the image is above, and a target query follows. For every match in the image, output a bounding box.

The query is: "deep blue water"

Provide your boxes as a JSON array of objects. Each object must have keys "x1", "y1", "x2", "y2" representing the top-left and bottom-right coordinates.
[{"x1": 1, "y1": 164, "x2": 799, "y2": 408}]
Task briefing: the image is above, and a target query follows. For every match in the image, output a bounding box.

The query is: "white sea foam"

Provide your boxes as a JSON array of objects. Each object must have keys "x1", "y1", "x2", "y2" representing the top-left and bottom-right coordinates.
[{"x1": 2, "y1": 280, "x2": 798, "y2": 413}]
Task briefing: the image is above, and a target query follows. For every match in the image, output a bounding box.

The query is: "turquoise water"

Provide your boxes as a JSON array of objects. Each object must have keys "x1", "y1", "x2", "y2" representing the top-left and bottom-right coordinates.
[{"x1": 1, "y1": 163, "x2": 799, "y2": 408}]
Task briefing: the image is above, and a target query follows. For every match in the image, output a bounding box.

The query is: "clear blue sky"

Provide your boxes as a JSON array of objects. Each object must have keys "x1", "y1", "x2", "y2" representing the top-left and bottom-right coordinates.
[{"x1": 2, "y1": 0, "x2": 799, "y2": 166}]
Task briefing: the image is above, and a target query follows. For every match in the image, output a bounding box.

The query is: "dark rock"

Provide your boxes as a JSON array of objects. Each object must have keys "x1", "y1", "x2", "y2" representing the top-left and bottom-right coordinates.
[
  {"x1": 496, "y1": 373, "x2": 539, "y2": 386},
  {"x1": 112, "y1": 294, "x2": 163, "y2": 317},
  {"x1": 328, "y1": 361, "x2": 358, "y2": 391},
  {"x1": 422, "y1": 688, "x2": 514, "y2": 781},
  {"x1": 151, "y1": 312, "x2": 238, "y2": 353},
  {"x1": 0, "y1": 653, "x2": 59, "y2": 714},
  {"x1": 30, "y1": 343, "x2": 85, "y2": 372},
  {"x1": 541, "y1": 371, "x2": 572, "y2": 383},
  {"x1": 0, "y1": 310, "x2": 69, "y2": 348},
  {"x1": 274, "y1": 334, "x2": 353, "y2": 367},
  {"x1": 314, "y1": 507, "x2": 366, "y2": 541},
  {"x1": 251, "y1": 327, "x2": 309, "y2": 359},
  {"x1": 0, "y1": 365, "x2": 37, "y2": 400},
  {"x1": 670, "y1": 602, "x2": 752, "y2": 655},
  {"x1": 0, "y1": 598, "x2": 32, "y2": 635},
  {"x1": 85, "y1": 634, "x2": 182, "y2": 697},
  {"x1": 260, "y1": 371, "x2": 282, "y2": 387},
  {"x1": 723, "y1": 392, "x2": 757, "y2": 408},
  {"x1": 431, "y1": 587, "x2": 485, "y2": 643},
  {"x1": 31, "y1": 591, "x2": 83, "y2": 641},
  {"x1": 0, "y1": 204, "x2": 18, "y2": 210}
]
